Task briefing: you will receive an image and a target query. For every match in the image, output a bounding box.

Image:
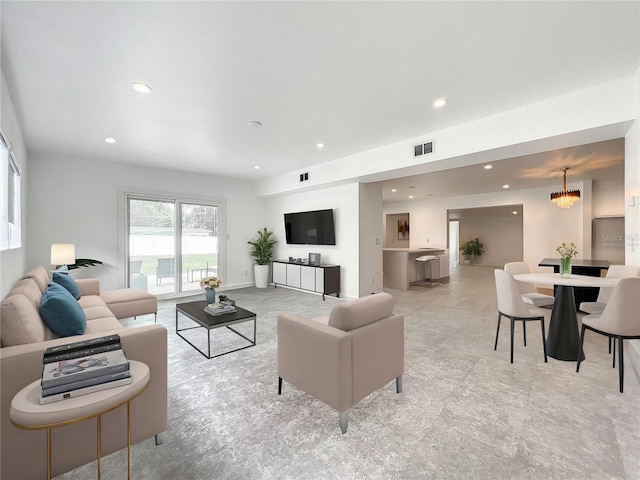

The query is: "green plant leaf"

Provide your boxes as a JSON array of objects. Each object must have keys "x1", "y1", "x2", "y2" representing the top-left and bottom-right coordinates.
[{"x1": 247, "y1": 228, "x2": 277, "y2": 265}]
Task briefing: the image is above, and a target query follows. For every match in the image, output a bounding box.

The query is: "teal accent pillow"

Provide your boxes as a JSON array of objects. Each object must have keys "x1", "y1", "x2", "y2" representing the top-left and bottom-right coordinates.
[
  {"x1": 53, "y1": 272, "x2": 81, "y2": 300},
  {"x1": 40, "y1": 283, "x2": 86, "y2": 337}
]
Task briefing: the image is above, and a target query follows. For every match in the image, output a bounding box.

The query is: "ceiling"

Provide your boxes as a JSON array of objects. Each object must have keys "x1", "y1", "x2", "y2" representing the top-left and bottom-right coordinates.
[
  {"x1": 381, "y1": 138, "x2": 626, "y2": 202},
  {"x1": 1, "y1": 2, "x2": 638, "y2": 196}
]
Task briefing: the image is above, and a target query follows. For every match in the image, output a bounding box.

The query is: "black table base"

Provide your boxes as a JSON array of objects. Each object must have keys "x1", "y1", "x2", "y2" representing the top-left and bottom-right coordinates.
[{"x1": 546, "y1": 285, "x2": 585, "y2": 362}]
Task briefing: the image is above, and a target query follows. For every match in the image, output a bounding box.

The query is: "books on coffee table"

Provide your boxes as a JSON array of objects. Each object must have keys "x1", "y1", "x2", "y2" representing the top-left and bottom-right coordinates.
[{"x1": 204, "y1": 302, "x2": 236, "y2": 316}]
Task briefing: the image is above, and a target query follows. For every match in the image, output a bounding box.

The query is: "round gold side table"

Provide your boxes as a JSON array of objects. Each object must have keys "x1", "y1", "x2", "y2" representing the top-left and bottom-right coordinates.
[{"x1": 10, "y1": 360, "x2": 149, "y2": 480}]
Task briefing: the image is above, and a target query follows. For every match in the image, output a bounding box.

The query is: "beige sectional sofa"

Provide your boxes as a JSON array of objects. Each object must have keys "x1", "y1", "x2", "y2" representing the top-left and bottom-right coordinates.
[{"x1": 0, "y1": 266, "x2": 167, "y2": 479}]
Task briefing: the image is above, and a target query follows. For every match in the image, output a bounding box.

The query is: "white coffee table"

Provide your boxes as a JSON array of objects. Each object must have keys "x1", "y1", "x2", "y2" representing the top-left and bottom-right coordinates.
[{"x1": 10, "y1": 360, "x2": 149, "y2": 480}]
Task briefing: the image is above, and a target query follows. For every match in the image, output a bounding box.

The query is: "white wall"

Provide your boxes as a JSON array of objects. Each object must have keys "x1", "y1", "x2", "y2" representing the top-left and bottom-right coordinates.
[
  {"x1": 626, "y1": 67, "x2": 640, "y2": 383},
  {"x1": 257, "y1": 73, "x2": 639, "y2": 281},
  {"x1": 625, "y1": 68, "x2": 640, "y2": 266},
  {"x1": 266, "y1": 183, "x2": 360, "y2": 299},
  {"x1": 593, "y1": 178, "x2": 625, "y2": 217},
  {"x1": 0, "y1": 71, "x2": 28, "y2": 298},
  {"x1": 26, "y1": 154, "x2": 265, "y2": 292},
  {"x1": 257, "y1": 75, "x2": 637, "y2": 198},
  {"x1": 384, "y1": 213, "x2": 410, "y2": 248},
  {"x1": 458, "y1": 211, "x2": 523, "y2": 266},
  {"x1": 358, "y1": 183, "x2": 383, "y2": 296},
  {"x1": 384, "y1": 181, "x2": 589, "y2": 272}
]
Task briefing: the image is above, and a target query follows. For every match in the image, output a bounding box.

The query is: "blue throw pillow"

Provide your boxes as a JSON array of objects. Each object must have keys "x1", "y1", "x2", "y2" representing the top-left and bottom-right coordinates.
[
  {"x1": 53, "y1": 271, "x2": 81, "y2": 300},
  {"x1": 40, "y1": 284, "x2": 86, "y2": 337}
]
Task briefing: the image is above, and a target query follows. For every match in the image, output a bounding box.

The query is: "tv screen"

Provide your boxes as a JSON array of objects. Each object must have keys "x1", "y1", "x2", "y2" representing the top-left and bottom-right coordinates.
[{"x1": 284, "y1": 209, "x2": 336, "y2": 245}]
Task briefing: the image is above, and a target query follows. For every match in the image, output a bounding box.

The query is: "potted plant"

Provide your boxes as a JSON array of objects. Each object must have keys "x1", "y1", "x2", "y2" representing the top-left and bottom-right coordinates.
[
  {"x1": 460, "y1": 237, "x2": 485, "y2": 264},
  {"x1": 247, "y1": 228, "x2": 277, "y2": 288}
]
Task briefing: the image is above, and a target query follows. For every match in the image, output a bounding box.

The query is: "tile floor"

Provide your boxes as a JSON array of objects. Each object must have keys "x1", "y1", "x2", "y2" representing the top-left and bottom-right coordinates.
[{"x1": 59, "y1": 265, "x2": 640, "y2": 479}]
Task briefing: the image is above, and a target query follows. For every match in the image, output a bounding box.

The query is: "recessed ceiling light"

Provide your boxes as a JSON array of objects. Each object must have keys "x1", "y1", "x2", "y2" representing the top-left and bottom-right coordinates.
[
  {"x1": 503, "y1": 184, "x2": 510, "y2": 189},
  {"x1": 433, "y1": 98, "x2": 447, "y2": 108},
  {"x1": 104, "y1": 137, "x2": 117, "y2": 144},
  {"x1": 484, "y1": 164, "x2": 492, "y2": 170},
  {"x1": 131, "y1": 82, "x2": 151, "y2": 94},
  {"x1": 316, "y1": 143, "x2": 325, "y2": 149},
  {"x1": 254, "y1": 165, "x2": 261, "y2": 170},
  {"x1": 513, "y1": 211, "x2": 518, "y2": 215},
  {"x1": 409, "y1": 195, "x2": 414, "y2": 199},
  {"x1": 248, "y1": 120, "x2": 262, "y2": 127},
  {"x1": 391, "y1": 188, "x2": 397, "y2": 193}
]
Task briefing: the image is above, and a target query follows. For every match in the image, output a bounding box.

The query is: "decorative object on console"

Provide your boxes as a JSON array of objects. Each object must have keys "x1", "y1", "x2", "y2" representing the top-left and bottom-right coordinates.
[
  {"x1": 308, "y1": 253, "x2": 321, "y2": 266},
  {"x1": 200, "y1": 276, "x2": 222, "y2": 304},
  {"x1": 248, "y1": 228, "x2": 277, "y2": 288},
  {"x1": 556, "y1": 242, "x2": 578, "y2": 275},
  {"x1": 550, "y1": 167, "x2": 580, "y2": 208}
]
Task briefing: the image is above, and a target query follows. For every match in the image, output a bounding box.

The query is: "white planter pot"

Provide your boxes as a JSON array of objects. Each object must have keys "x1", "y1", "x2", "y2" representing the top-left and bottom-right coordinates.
[{"x1": 254, "y1": 264, "x2": 270, "y2": 288}]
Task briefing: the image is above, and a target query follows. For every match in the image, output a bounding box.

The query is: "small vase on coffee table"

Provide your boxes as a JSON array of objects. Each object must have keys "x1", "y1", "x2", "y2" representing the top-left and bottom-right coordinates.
[{"x1": 205, "y1": 288, "x2": 216, "y2": 304}]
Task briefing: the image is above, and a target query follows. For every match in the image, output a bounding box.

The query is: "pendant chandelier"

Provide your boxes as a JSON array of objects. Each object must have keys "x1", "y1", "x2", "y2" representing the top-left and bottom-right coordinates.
[{"x1": 550, "y1": 167, "x2": 580, "y2": 208}]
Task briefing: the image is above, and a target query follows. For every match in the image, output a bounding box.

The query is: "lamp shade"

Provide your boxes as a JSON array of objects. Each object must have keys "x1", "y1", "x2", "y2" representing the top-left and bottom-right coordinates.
[{"x1": 50, "y1": 243, "x2": 76, "y2": 266}]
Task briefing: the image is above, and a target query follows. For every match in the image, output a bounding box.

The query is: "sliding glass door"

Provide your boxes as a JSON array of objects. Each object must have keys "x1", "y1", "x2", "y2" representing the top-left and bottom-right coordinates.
[
  {"x1": 180, "y1": 203, "x2": 218, "y2": 294},
  {"x1": 126, "y1": 195, "x2": 220, "y2": 297}
]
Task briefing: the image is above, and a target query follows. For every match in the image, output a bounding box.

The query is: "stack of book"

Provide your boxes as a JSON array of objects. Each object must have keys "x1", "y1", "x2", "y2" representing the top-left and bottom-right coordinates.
[
  {"x1": 204, "y1": 301, "x2": 236, "y2": 316},
  {"x1": 40, "y1": 334, "x2": 131, "y2": 404}
]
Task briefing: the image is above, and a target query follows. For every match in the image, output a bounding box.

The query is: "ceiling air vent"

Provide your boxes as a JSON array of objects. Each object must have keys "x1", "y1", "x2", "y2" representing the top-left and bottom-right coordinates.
[{"x1": 414, "y1": 141, "x2": 434, "y2": 157}]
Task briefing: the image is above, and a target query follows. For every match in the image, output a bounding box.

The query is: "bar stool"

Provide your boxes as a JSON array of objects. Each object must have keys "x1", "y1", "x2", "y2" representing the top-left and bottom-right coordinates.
[{"x1": 415, "y1": 255, "x2": 440, "y2": 287}]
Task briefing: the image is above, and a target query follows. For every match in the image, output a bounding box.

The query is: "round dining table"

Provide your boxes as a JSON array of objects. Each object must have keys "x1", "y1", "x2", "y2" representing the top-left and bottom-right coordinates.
[{"x1": 513, "y1": 273, "x2": 619, "y2": 361}]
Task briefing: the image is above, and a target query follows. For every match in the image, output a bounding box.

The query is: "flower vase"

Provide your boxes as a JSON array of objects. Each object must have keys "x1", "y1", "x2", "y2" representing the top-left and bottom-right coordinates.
[
  {"x1": 560, "y1": 256, "x2": 571, "y2": 275},
  {"x1": 205, "y1": 288, "x2": 216, "y2": 304}
]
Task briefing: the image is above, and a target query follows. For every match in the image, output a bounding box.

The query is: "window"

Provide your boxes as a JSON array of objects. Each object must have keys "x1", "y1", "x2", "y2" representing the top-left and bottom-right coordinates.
[
  {"x1": 1, "y1": 132, "x2": 21, "y2": 250},
  {"x1": 122, "y1": 189, "x2": 225, "y2": 298}
]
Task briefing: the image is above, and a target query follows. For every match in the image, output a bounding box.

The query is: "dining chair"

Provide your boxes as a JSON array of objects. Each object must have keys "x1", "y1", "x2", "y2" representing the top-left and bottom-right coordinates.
[
  {"x1": 504, "y1": 262, "x2": 555, "y2": 307},
  {"x1": 579, "y1": 265, "x2": 639, "y2": 314},
  {"x1": 494, "y1": 269, "x2": 548, "y2": 364},
  {"x1": 578, "y1": 265, "x2": 639, "y2": 363},
  {"x1": 576, "y1": 277, "x2": 640, "y2": 393}
]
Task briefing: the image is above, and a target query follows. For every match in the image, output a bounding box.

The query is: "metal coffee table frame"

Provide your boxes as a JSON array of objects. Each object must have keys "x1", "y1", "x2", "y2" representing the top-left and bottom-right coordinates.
[{"x1": 176, "y1": 301, "x2": 257, "y2": 359}]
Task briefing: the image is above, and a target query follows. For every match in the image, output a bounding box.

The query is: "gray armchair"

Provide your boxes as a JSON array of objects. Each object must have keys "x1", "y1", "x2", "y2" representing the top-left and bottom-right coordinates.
[{"x1": 277, "y1": 292, "x2": 404, "y2": 433}]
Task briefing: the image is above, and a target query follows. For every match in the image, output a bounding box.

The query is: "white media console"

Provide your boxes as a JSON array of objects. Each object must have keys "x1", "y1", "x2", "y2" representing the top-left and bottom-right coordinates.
[{"x1": 272, "y1": 260, "x2": 340, "y2": 300}]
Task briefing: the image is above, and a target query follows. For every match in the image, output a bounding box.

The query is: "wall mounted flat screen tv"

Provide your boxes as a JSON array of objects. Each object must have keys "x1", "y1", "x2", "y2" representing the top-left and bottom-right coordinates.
[{"x1": 284, "y1": 209, "x2": 336, "y2": 245}]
